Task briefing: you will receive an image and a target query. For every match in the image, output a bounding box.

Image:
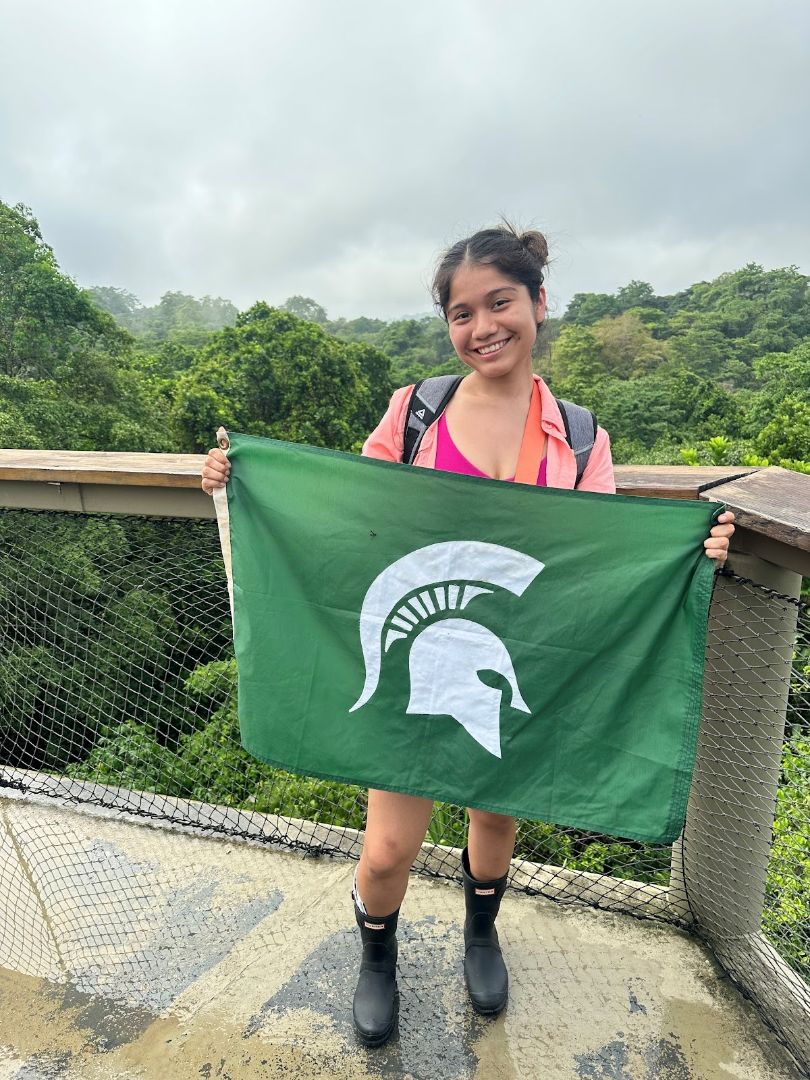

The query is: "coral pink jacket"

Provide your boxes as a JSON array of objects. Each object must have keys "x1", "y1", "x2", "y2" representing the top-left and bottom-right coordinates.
[{"x1": 362, "y1": 374, "x2": 616, "y2": 494}]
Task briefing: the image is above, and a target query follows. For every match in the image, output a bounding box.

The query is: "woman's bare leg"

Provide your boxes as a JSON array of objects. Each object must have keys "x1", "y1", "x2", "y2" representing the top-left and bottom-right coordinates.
[
  {"x1": 466, "y1": 808, "x2": 516, "y2": 880},
  {"x1": 356, "y1": 790, "x2": 435, "y2": 915}
]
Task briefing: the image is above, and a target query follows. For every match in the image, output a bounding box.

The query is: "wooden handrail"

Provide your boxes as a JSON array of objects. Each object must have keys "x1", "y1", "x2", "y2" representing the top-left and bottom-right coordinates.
[
  {"x1": 697, "y1": 466, "x2": 810, "y2": 552},
  {"x1": 0, "y1": 450, "x2": 807, "y2": 559},
  {"x1": 0, "y1": 450, "x2": 205, "y2": 489},
  {"x1": 0, "y1": 450, "x2": 757, "y2": 496}
]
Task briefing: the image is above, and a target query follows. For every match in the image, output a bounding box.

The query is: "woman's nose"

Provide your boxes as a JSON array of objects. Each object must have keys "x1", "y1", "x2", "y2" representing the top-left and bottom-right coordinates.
[{"x1": 472, "y1": 312, "x2": 497, "y2": 339}]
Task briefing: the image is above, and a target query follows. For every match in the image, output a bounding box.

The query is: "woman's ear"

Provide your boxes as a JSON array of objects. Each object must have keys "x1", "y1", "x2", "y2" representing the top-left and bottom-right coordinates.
[{"x1": 534, "y1": 286, "x2": 547, "y2": 327}]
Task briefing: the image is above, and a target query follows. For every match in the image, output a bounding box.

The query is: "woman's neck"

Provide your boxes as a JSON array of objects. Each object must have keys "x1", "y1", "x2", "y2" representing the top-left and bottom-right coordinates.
[{"x1": 462, "y1": 360, "x2": 534, "y2": 403}]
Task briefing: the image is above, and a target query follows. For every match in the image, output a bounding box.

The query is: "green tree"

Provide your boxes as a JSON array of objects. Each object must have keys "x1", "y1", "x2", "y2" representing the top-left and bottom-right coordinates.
[
  {"x1": 563, "y1": 292, "x2": 618, "y2": 325},
  {"x1": 0, "y1": 199, "x2": 169, "y2": 450},
  {"x1": 615, "y1": 280, "x2": 657, "y2": 312},
  {"x1": 546, "y1": 324, "x2": 605, "y2": 399},
  {"x1": 756, "y1": 397, "x2": 810, "y2": 461},
  {"x1": 0, "y1": 514, "x2": 231, "y2": 768},
  {"x1": 591, "y1": 312, "x2": 668, "y2": 379},
  {"x1": 327, "y1": 314, "x2": 387, "y2": 342},
  {"x1": 281, "y1": 295, "x2": 328, "y2": 324},
  {"x1": 666, "y1": 324, "x2": 738, "y2": 380},
  {"x1": 171, "y1": 305, "x2": 392, "y2": 452},
  {"x1": 744, "y1": 341, "x2": 810, "y2": 435},
  {"x1": 0, "y1": 201, "x2": 125, "y2": 378},
  {"x1": 87, "y1": 285, "x2": 142, "y2": 319},
  {"x1": 374, "y1": 317, "x2": 457, "y2": 382},
  {"x1": 592, "y1": 370, "x2": 739, "y2": 449},
  {"x1": 108, "y1": 290, "x2": 238, "y2": 343}
]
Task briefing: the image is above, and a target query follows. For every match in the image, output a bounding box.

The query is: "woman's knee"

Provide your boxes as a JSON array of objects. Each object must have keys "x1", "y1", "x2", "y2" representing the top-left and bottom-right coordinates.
[
  {"x1": 467, "y1": 808, "x2": 516, "y2": 835},
  {"x1": 360, "y1": 834, "x2": 416, "y2": 881},
  {"x1": 360, "y1": 790, "x2": 433, "y2": 881}
]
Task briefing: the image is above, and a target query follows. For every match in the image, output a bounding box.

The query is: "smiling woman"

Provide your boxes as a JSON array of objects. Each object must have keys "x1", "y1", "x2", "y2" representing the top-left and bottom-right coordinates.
[
  {"x1": 200, "y1": 221, "x2": 736, "y2": 1048},
  {"x1": 348, "y1": 221, "x2": 734, "y2": 1044}
]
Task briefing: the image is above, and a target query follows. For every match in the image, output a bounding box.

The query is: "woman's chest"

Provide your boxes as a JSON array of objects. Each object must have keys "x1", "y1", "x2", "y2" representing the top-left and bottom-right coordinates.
[{"x1": 443, "y1": 398, "x2": 541, "y2": 481}]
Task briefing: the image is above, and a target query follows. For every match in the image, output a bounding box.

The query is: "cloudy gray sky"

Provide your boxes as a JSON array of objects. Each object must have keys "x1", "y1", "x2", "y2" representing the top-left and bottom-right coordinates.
[{"x1": 1, "y1": 0, "x2": 808, "y2": 319}]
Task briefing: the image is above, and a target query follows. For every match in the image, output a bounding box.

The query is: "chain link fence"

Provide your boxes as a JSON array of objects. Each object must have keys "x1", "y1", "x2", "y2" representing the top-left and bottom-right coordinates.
[{"x1": 0, "y1": 507, "x2": 807, "y2": 1056}]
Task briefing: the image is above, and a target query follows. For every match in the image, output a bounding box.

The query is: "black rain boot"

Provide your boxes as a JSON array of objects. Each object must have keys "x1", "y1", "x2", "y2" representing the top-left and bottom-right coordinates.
[
  {"x1": 461, "y1": 847, "x2": 508, "y2": 1015},
  {"x1": 352, "y1": 901, "x2": 399, "y2": 1047}
]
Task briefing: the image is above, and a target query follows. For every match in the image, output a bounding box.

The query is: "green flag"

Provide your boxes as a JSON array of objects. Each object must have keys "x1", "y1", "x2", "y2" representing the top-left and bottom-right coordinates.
[{"x1": 216, "y1": 432, "x2": 719, "y2": 844}]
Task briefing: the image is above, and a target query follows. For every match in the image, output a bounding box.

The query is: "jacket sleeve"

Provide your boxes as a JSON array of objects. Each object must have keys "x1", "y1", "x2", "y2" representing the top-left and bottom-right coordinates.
[
  {"x1": 361, "y1": 385, "x2": 413, "y2": 461},
  {"x1": 577, "y1": 426, "x2": 616, "y2": 494}
]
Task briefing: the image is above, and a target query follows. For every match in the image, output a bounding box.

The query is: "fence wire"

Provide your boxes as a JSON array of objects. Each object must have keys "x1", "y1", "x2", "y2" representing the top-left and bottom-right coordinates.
[{"x1": 0, "y1": 509, "x2": 807, "y2": 1041}]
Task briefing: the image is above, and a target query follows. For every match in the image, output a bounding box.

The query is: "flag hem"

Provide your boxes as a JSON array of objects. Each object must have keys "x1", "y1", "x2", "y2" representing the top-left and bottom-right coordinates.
[
  {"x1": 213, "y1": 485, "x2": 234, "y2": 621},
  {"x1": 662, "y1": 559, "x2": 717, "y2": 840},
  {"x1": 238, "y1": 736, "x2": 684, "y2": 846}
]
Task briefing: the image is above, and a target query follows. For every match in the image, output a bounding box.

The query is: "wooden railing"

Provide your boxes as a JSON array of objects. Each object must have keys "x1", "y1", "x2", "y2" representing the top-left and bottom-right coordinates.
[{"x1": 0, "y1": 451, "x2": 806, "y2": 573}]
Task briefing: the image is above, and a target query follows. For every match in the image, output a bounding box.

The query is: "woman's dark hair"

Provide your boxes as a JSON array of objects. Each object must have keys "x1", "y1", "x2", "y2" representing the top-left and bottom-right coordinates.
[{"x1": 432, "y1": 222, "x2": 549, "y2": 319}]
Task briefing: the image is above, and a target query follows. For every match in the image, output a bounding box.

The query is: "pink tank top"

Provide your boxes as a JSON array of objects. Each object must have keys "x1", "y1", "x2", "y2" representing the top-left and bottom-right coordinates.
[{"x1": 435, "y1": 414, "x2": 548, "y2": 486}]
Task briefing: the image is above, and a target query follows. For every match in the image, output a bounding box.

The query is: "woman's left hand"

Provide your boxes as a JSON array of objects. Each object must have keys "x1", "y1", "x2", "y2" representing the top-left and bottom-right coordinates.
[{"x1": 704, "y1": 511, "x2": 736, "y2": 564}]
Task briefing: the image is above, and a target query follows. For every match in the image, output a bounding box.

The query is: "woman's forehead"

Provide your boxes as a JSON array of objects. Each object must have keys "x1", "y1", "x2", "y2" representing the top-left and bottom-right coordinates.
[{"x1": 448, "y1": 262, "x2": 521, "y2": 302}]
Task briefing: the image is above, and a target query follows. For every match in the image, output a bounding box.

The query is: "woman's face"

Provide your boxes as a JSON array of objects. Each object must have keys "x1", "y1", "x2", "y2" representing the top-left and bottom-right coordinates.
[{"x1": 445, "y1": 262, "x2": 546, "y2": 380}]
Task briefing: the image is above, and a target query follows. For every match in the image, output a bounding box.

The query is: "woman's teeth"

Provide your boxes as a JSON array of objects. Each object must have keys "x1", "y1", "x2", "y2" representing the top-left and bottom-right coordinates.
[{"x1": 476, "y1": 338, "x2": 509, "y2": 355}]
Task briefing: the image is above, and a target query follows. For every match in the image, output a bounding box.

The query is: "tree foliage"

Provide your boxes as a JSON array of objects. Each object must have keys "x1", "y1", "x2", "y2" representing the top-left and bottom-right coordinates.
[
  {"x1": 90, "y1": 286, "x2": 238, "y2": 344},
  {"x1": 545, "y1": 264, "x2": 810, "y2": 472},
  {"x1": 280, "y1": 294, "x2": 328, "y2": 324},
  {"x1": 2, "y1": 197, "x2": 809, "y2": 480},
  {"x1": 0, "y1": 514, "x2": 232, "y2": 769},
  {"x1": 171, "y1": 303, "x2": 393, "y2": 452},
  {"x1": 0, "y1": 202, "x2": 126, "y2": 379},
  {"x1": 0, "y1": 200, "x2": 169, "y2": 450}
]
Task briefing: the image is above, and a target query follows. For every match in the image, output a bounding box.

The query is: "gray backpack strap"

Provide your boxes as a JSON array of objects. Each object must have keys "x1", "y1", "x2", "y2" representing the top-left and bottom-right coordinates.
[
  {"x1": 402, "y1": 375, "x2": 463, "y2": 464},
  {"x1": 555, "y1": 398, "x2": 597, "y2": 487}
]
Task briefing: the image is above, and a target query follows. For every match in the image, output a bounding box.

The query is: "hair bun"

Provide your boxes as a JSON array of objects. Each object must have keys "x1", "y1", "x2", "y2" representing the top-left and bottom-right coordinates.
[{"x1": 518, "y1": 229, "x2": 549, "y2": 266}]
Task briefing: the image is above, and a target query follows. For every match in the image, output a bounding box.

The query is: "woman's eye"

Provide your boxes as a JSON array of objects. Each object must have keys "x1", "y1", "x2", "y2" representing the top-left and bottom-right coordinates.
[
  {"x1": 454, "y1": 311, "x2": 470, "y2": 322},
  {"x1": 493, "y1": 298, "x2": 509, "y2": 309}
]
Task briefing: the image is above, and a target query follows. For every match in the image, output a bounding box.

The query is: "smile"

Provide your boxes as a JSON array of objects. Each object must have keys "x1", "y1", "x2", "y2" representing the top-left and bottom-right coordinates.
[{"x1": 474, "y1": 337, "x2": 511, "y2": 356}]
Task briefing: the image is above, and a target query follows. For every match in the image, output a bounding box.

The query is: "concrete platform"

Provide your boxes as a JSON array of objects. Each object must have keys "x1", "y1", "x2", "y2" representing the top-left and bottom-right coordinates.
[{"x1": 0, "y1": 798, "x2": 804, "y2": 1080}]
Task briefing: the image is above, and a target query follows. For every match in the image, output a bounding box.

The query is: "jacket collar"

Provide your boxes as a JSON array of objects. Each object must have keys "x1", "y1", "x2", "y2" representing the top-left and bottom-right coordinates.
[{"x1": 532, "y1": 374, "x2": 568, "y2": 439}]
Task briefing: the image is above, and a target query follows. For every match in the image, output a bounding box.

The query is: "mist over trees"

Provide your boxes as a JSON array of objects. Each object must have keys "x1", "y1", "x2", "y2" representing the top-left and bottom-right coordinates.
[{"x1": 89, "y1": 286, "x2": 238, "y2": 346}]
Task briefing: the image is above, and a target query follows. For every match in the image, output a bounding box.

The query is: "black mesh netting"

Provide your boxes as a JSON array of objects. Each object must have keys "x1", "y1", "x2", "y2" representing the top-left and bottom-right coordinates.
[{"x1": 0, "y1": 509, "x2": 807, "y2": 1021}]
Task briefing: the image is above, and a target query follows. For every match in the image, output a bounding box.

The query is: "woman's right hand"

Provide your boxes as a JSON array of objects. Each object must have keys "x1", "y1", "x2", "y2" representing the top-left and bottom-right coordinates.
[{"x1": 201, "y1": 446, "x2": 230, "y2": 495}]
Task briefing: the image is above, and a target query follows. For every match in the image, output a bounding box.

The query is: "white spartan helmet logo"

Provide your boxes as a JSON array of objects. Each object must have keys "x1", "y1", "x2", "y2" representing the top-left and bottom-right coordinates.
[{"x1": 350, "y1": 541, "x2": 544, "y2": 758}]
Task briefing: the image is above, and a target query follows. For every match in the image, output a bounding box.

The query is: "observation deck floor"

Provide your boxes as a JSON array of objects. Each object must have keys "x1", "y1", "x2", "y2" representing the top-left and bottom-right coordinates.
[{"x1": 0, "y1": 796, "x2": 803, "y2": 1080}]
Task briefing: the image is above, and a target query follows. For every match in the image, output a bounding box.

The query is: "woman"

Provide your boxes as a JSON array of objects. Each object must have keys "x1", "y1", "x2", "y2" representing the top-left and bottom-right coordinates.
[{"x1": 201, "y1": 224, "x2": 735, "y2": 1047}]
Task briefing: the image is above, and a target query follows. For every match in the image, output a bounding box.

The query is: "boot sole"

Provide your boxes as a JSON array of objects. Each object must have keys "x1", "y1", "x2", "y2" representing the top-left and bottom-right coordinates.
[
  {"x1": 355, "y1": 1019, "x2": 395, "y2": 1047},
  {"x1": 469, "y1": 996, "x2": 507, "y2": 1016}
]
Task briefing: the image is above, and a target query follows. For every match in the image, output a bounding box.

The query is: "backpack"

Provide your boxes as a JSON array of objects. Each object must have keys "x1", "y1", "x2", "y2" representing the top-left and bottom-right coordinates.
[{"x1": 401, "y1": 374, "x2": 597, "y2": 487}]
